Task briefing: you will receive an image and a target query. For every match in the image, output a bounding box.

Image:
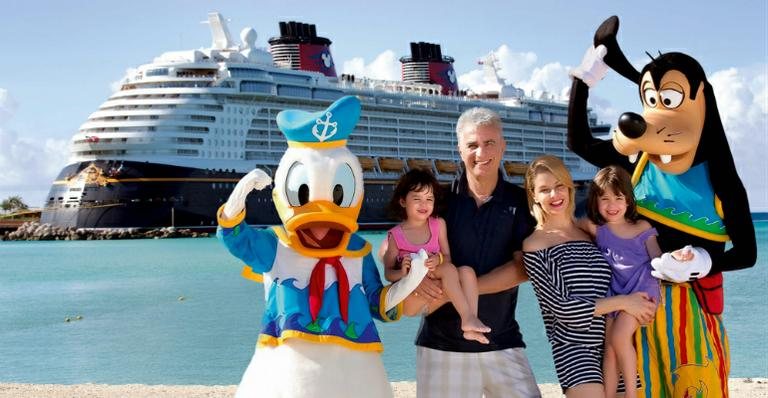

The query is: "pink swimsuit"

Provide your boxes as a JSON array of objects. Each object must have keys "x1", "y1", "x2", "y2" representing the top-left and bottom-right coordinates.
[{"x1": 388, "y1": 217, "x2": 442, "y2": 260}]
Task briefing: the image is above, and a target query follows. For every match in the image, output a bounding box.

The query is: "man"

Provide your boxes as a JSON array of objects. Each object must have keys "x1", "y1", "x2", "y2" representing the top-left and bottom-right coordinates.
[{"x1": 414, "y1": 107, "x2": 540, "y2": 397}]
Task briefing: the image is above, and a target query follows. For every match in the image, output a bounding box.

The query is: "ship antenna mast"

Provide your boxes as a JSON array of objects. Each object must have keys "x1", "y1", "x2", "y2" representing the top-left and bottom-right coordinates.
[
  {"x1": 203, "y1": 12, "x2": 234, "y2": 50},
  {"x1": 478, "y1": 52, "x2": 504, "y2": 86}
]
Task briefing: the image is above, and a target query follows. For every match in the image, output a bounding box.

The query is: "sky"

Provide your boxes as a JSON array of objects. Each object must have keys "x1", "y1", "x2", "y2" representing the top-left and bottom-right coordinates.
[{"x1": 0, "y1": 0, "x2": 766, "y2": 211}]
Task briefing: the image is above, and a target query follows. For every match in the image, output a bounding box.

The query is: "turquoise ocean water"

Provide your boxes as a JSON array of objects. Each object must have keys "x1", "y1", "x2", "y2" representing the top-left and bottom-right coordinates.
[{"x1": 1, "y1": 224, "x2": 766, "y2": 384}]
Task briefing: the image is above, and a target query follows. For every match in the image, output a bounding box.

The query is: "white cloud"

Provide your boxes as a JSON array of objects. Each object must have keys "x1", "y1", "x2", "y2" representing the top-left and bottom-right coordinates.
[
  {"x1": 341, "y1": 50, "x2": 400, "y2": 81},
  {"x1": 458, "y1": 45, "x2": 540, "y2": 95},
  {"x1": 710, "y1": 66, "x2": 768, "y2": 212},
  {"x1": 0, "y1": 89, "x2": 69, "y2": 207},
  {"x1": 0, "y1": 88, "x2": 18, "y2": 124}
]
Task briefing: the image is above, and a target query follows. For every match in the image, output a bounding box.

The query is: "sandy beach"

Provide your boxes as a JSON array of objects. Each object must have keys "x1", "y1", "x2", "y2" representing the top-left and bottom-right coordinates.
[{"x1": 0, "y1": 379, "x2": 765, "y2": 397}]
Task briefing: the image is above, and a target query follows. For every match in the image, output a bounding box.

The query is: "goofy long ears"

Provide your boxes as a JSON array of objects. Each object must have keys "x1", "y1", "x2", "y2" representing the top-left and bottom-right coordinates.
[{"x1": 593, "y1": 16, "x2": 640, "y2": 83}]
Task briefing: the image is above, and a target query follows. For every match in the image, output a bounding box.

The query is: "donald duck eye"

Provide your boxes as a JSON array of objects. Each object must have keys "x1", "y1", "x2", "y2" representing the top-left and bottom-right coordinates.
[
  {"x1": 659, "y1": 89, "x2": 684, "y2": 109},
  {"x1": 285, "y1": 162, "x2": 310, "y2": 206},
  {"x1": 332, "y1": 163, "x2": 356, "y2": 207}
]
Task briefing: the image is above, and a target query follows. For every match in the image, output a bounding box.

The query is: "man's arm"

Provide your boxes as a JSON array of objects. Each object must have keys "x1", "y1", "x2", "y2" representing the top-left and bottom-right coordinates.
[{"x1": 477, "y1": 251, "x2": 528, "y2": 294}]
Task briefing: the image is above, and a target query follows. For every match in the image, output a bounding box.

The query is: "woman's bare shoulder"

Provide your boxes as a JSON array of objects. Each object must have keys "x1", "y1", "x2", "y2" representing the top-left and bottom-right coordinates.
[{"x1": 523, "y1": 229, "x2": 551, "y2": 252}]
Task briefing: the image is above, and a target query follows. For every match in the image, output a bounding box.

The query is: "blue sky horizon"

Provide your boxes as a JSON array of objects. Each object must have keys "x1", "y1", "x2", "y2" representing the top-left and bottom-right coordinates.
[{"x1": 0, "y1": 1, "x2": 766, "y2": 210}]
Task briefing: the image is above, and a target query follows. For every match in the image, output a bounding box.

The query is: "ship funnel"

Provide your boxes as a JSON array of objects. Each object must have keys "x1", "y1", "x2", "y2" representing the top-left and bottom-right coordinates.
[
  {"x1": 400, "y1": 42, "x2": 458, "y2": 95},
  {"x1": 268, "y1": 21, "x2": 337, "y2": 77}
]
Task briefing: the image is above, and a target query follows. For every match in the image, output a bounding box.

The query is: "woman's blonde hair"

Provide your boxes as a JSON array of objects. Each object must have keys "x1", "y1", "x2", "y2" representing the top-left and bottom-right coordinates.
[{"x1": 524, "y1": 155, "x2": 575, "y2": 226}]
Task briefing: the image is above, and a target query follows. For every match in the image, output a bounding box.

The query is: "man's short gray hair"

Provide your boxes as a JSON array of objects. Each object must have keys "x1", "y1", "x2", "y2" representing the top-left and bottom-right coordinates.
[{"x1": 456, "y1": 107, "x2": 502, "y2": 140}]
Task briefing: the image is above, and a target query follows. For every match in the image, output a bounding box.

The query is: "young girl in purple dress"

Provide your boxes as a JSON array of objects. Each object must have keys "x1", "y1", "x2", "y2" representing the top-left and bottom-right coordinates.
[
  {"x1": 578, "y1": 166, "x2": 662, "y2": 398},
  {"x1": 380, "y1": 168, "x2": 490, "y2": 343}
]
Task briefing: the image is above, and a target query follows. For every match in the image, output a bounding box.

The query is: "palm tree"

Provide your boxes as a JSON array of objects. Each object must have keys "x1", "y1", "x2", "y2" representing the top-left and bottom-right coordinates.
[
  {"x1": 1, "y1": 196, "x2": 28, "y2": 213},
  {"x1": 0, "y1": 199, "x2": 11, "y2": 214}
]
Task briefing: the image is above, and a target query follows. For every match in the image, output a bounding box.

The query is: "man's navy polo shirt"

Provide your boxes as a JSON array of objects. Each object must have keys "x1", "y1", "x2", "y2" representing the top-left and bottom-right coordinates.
[{"x1": 415, "y1": 171, "x2": 534, "y2": 352}]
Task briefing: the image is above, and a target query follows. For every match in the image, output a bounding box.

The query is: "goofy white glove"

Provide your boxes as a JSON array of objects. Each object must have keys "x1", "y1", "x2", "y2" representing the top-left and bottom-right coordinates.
[
  {"x1": 384, "y1": 249, "x2": 429, "y2": 311},
  {"x1": 650, "y1": 245, "x2": 712, "y2": 283},
  {"x1": 222, "y1": 168, "x2": 272, "y2": 220},
  {"x1": 570, "y1": 44, "x2": 609, "y2": 88}
]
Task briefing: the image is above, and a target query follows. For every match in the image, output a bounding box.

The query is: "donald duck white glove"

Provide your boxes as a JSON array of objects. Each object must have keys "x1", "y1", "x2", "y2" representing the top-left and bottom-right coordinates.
[
  {"x1": 650, "y1": 245, "x2": 712, "y2": 283},
  {"x1": 222, "y1": 168, "x2": 272, "y2": 220},
  {"x1": 384, "y1": 249, "x2": 429, "y2": 311}
]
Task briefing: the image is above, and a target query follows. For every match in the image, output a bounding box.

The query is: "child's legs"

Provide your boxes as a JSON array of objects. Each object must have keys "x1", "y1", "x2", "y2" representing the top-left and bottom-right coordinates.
[
  {"x1": 603, "y1": 317, "x2": 619, "y2": 398},
  {"x1": 457, "y1": 266, "x2": 478, "y2": 315},
  {"x1": 431, "y1": 262, "x2": 472, "y2": 319},
  {"x1": 610, "y1": 312, "x2": 640, "y2": 398},
  {"x1": 432, "y1": 263, "x2": 488, "y2": 337}
]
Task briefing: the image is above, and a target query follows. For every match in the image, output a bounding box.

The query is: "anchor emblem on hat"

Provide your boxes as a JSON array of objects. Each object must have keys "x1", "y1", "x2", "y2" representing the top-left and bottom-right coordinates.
[{"x1": 312, "y1": 112, "x2": 338, "y2": 142}]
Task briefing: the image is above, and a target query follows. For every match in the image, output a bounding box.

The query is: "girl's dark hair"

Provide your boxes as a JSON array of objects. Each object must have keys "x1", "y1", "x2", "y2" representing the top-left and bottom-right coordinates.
[
  {"x1": 586, "y1": 165, "x2": 638, "y2": 225},
  {"x1": 387, "y1": 168, "x2": 442, "y2": 221}
]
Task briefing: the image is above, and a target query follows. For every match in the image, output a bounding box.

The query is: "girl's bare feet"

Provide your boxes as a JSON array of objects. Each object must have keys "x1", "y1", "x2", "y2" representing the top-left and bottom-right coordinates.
[
  {"x1": 461, "y1": 316, "x2": 491, "y2": 343},
  {"x1": 463, "y1": 330, "x2": 490, "y2": 344}
]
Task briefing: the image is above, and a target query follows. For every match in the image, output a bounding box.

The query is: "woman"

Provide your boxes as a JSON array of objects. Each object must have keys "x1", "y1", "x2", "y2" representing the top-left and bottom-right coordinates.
[{"x1": 522, "y1": 155, "x2": 656, "y2": 398}]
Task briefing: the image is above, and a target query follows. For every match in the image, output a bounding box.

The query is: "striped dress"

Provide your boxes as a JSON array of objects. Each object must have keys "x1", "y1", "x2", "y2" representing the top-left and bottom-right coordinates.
[{"x1": 523, "y1": 240, "x2": 612, "y2": 390}]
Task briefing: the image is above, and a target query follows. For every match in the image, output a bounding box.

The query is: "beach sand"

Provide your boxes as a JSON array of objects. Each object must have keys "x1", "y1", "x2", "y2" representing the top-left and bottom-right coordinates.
[{"x1": 0, "y1": 379, "x2": 765, "y2": 397}]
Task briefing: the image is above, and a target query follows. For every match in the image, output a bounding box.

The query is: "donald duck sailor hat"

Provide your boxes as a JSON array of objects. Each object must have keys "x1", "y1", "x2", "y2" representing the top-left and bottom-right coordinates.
[{"x1": 277, "y1": 95, "x2": 361, "y2": 149}]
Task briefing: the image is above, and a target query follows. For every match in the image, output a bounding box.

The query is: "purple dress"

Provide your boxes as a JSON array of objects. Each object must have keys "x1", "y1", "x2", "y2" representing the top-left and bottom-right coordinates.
[{"x1": 595, "y1": 225, "x2": 660, "y2": 303}]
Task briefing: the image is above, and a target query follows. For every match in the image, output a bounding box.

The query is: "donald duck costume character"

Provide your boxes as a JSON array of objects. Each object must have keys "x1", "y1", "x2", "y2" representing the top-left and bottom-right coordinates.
[{"x1": 217, "y1": 96, "x2": 428, "y2": 398}]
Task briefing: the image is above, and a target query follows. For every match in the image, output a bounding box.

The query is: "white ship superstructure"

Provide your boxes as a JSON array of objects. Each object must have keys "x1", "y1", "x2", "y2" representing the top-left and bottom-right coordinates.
[{"x1": 42, "y1": 13, "x2": 606, "y2": 229}]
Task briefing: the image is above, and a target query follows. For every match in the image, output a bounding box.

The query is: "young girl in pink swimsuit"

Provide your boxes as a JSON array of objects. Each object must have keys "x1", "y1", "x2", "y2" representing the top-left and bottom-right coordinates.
[{"x1": 381, "y1": 169, "x2": 490, "y2": 343}]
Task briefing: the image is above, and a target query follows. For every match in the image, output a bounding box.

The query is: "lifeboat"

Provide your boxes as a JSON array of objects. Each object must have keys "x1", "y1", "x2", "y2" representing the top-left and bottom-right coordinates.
[
  {"x1": 357, "y1": 156, "x2": 377, "y2": 171},
  {"x1": 435, "y1": 159, "x2": 459, "y2": 174},
  {"x1": 504, "y1": 161, "x2": 528, "y2": 176},
  {"x1": 407, "y1": 158, "x2": 432, "y2": 171},
  {"x1": 378, "y1": 157, "x2": 405, "y2": 172}
]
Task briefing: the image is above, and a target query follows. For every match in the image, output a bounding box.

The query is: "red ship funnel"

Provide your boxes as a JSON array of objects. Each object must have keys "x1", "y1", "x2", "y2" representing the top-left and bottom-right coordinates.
[
  {"x1": 268, "y1": 21, "x2": 337, "y2": 77},
  {"x1": 400, "y1": 42, "x2": 458, "y2": 95}
]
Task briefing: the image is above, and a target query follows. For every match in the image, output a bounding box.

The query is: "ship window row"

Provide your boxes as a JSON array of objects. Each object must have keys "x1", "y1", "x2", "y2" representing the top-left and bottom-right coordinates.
[
  {"x1": 108, "y1": 93, "x2": 215, "y2": 102},
  {"x1": 90, "y1": 114, "x2": 216, "y2": 123},
  {"x1": 271, "y1": 73, "x2": 311, "y2": 85},
  {"x1": 229, "y1": 68, "x2": 269, "y2": 79},
  {"x1": 276, "y1": 85, "x2": 311, "y2": 98},
  {"x1": 145, "y1": 68, "x2": 169, "y2": 76},
  {"x1": 241, "y1": 81, "x2": 273, "y2": 94},
  {"x1": 80, "y1": 126, "x2": 210, "y2": 135},
  {"x1": 100, "y1": 104, "x2": 224, "y2": 112},
  {"x1": 225, "y1": 107, "x2": 259, "y2": 116},
  {"x1": 130, "y1": 81, "x2": 213, "y2": 89},
  {"x1": 73, "y1": 136, "x2": 207, "y2": 147}
]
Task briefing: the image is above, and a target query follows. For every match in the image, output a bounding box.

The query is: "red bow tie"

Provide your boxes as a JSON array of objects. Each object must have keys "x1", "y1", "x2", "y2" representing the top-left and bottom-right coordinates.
[{"x1": 308, "y1": 256, "x2": 350, "y2": 323}]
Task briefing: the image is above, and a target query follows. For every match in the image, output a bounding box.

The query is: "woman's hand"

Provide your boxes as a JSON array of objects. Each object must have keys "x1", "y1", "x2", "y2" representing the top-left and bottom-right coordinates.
[
  {"x1": 621, "y1": 292, "x2": 657, "y2": 325},
  {"x1": 413, "y1": 275, "x2": 443, "y2": 302}
]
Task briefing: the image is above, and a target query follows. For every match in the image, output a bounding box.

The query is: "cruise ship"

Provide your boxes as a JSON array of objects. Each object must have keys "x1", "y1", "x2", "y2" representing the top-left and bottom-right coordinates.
[{"x1": 41, "y1": 13, "x2": 607, "y2": 230}]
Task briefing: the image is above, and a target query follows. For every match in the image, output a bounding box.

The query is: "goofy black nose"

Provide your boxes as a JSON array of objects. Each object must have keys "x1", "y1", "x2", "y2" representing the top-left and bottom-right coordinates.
[{"x1": 618, "y1": 112, "x2": 647, "y2": 138}]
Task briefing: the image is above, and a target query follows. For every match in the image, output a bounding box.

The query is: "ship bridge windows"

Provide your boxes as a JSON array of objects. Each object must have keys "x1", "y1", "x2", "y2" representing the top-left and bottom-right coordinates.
[
  {"x1": 146, "y1": 68, "x2": 169, "y2": 76},
  {"x1": 176, "y1": 69, "x2": 216, "y2": 78}
]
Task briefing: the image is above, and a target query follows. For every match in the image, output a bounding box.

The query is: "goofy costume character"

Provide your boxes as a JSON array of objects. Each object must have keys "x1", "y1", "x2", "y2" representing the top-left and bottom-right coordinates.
[
  {"x1": 217, "y1": 96, "x2": 427, "y2": 398},
  {"x1": 568, "y1": 16, "x2": 757, "y2": 398}
]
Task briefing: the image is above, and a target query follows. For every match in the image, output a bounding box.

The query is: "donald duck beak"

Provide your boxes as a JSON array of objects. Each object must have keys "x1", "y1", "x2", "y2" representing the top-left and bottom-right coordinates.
[{"x1": 274, "y1": 195, "x2": 363, "y2": 256}]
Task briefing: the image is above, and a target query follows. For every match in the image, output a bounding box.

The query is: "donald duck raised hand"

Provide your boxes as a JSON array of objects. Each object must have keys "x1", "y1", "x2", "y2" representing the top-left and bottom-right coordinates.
[{"x1": 217, "y1": 96, "x2": 426, "y2": 398}]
